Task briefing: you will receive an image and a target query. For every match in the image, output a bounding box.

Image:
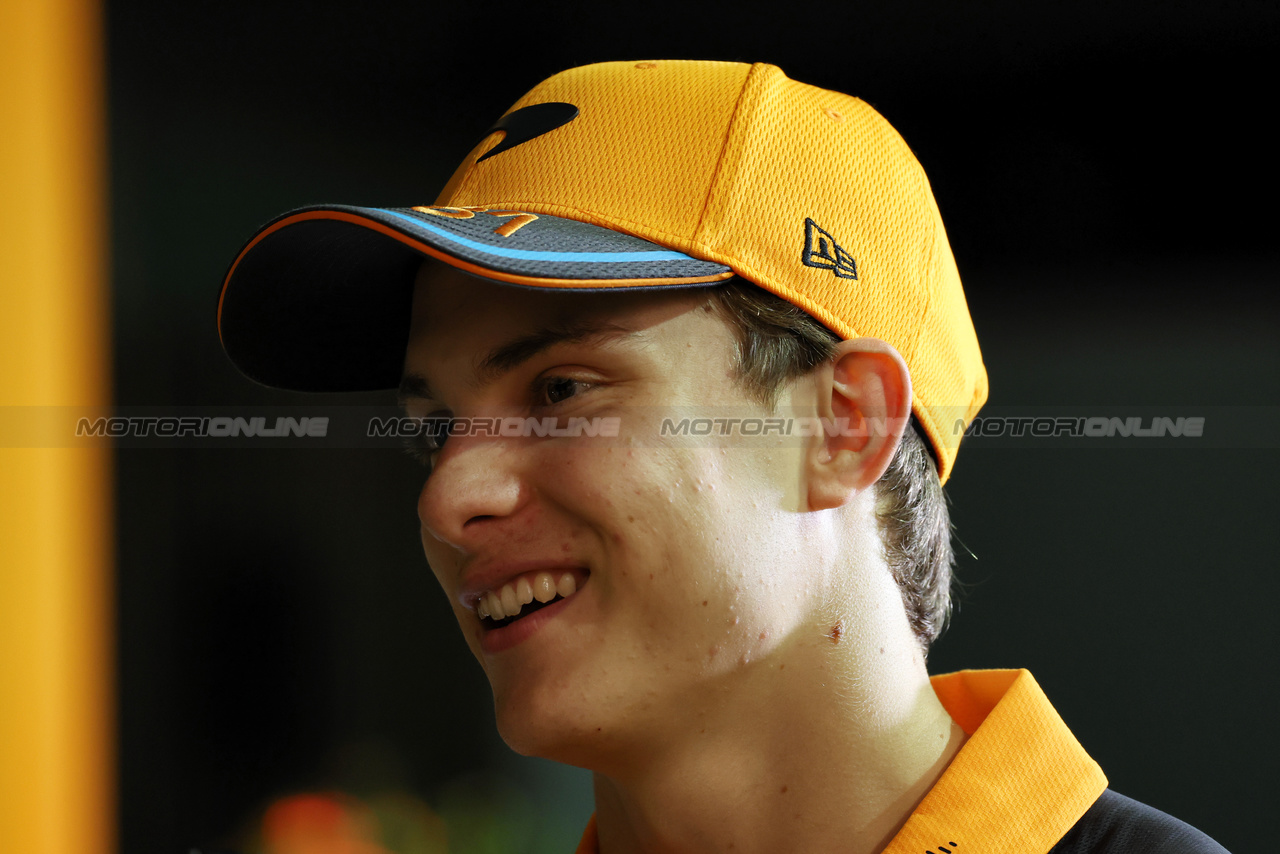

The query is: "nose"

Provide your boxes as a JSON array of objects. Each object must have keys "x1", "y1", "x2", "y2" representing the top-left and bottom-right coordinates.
[{"x1": 416, "y1": 432, "x2": 529, "y2": 552}]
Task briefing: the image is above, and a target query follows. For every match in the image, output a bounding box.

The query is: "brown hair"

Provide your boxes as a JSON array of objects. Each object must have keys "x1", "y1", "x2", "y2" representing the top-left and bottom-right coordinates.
[{"x1": 705, "y1": 277, "x2": 955, "y2": 653}]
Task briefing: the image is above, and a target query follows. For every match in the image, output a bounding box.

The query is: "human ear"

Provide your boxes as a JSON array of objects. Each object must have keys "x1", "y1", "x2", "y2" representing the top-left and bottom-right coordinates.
[{"x1": 805, "y1": 337, "x2": 913, "y2": 511}]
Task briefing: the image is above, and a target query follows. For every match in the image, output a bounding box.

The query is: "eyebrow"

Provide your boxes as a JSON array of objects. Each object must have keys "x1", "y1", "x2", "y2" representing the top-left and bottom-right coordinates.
[{"x1": 398, "y1": 318, "x2": 639, "y2": 405}]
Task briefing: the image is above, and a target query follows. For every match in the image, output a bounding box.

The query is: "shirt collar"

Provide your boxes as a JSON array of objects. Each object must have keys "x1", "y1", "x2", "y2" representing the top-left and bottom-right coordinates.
[{"x1": 882, "y1": 669, "x2": 1107, "y2": 854}]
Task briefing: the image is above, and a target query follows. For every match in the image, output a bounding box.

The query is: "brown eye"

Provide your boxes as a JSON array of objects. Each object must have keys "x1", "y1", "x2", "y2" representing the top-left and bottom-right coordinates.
[
  {"x1": 402, "y1": 410, "x2": 452, "y2": 469},
  {"x1": 421, "y1": 411, "x2": 453, "y2": 451},
  {"x1": 541, "y1": 377, "x2": 585, "y2": 405}
]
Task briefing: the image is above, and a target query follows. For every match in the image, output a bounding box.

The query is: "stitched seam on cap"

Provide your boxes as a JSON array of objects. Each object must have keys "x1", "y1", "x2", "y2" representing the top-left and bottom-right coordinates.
[
  {"x1": 693, "y1": 64, "x2": 759, "y2": 241},
  {"x1": 904, "y1": 177, "x2": 939, "y2": 473},
  {"x1": 906, "y1": 214, "x2": 935, "y2": 369}
]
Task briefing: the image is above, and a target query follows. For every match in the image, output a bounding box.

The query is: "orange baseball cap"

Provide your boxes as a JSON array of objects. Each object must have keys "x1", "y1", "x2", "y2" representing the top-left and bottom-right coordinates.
[{"x1": 219, "y1": 59, "x2": 987, "y2": 482}]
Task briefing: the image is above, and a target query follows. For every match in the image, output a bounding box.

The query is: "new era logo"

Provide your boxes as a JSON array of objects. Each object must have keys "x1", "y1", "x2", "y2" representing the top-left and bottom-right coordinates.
[{"x1": 801, "y1": 218, "x2": 857, "y2": 279}]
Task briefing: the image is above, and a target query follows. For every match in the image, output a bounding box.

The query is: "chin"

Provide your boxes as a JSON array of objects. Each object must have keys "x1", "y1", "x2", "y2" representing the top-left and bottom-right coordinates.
[{"x1": 490, "y1": 678, "x2": 616, "y2": 767}]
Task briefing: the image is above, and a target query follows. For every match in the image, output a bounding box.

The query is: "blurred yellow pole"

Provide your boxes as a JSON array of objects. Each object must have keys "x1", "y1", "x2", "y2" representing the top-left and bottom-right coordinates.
[{"x1": 0, "y1": 1, "x2": 114, "y2": 854}]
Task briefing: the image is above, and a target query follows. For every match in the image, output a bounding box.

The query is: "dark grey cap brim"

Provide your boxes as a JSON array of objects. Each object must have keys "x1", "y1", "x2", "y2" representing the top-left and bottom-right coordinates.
[{"x1": 217, "y1": 205, "x2": 733, "y2": 391}]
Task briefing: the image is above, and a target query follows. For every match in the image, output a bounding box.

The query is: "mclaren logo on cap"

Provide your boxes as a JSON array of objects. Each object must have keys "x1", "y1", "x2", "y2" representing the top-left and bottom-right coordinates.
[
  {"x1": 477, "y1": 102, "x2": 580, "y2": 162},
  {"x1": 802, "y1": 218, "x2": 858, "y2": 279}
]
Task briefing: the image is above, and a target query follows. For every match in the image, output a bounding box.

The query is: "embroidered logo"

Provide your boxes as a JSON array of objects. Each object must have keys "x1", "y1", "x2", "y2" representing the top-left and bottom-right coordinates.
[
  {"x1": 477, "y1": 102, "x2": 580, "y2": 162},
  {"x1": 801, "y1": 218, "x2": 858, "y2": 279},
  {"x1": 412, "y1": 205, "x2": 539, "y2": 237}
]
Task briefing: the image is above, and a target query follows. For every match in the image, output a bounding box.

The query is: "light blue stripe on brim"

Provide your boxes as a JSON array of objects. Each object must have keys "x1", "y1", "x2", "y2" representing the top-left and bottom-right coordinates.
[{"x1": 376, "y1": 209, "x2": 695, "y2": 264}]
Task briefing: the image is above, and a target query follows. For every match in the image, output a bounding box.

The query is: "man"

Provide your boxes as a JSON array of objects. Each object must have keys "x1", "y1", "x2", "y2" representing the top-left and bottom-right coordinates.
[{"x1": 217, "y1": 60, "x2": 1227, "y2": 853}]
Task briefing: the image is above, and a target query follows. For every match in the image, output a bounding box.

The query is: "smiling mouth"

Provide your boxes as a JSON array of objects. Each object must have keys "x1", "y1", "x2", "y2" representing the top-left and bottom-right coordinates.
[{"x1": 476, "y1": 571, "x2": 585, "y2": 630}]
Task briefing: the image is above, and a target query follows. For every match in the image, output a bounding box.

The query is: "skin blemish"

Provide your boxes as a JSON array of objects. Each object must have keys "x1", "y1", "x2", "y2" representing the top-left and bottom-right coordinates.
[
  {"x1": 702, "y1": 600, "x2": 708, "y2": 606},
  {"x1": 780, "y1": 785, "x2": 789, "y2": 794},
  {"x1": 826, "y1": 621, "x2": 844, "y2": 644},
  {"x1": 708, "y1": 645, "x2": 720, "y2": 658},
  {"x1": 880, "y1": 647, "x2": 885, "y2": 654}
]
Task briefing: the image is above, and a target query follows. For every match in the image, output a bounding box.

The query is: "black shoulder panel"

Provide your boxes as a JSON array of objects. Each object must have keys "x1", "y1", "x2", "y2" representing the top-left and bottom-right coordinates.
[{"x1": 1049, "y1": 789, "x2": 1230, "y2": 854}]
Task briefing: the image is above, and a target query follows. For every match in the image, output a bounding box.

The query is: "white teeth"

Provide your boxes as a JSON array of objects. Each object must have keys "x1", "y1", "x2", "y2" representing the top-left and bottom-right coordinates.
[
  {"x1": 500, "y1": 584, "x2": 520, "y2": 617},
  {"x1": 533, "y1": 572, "x2": 556, "y2": 603},
  {"x1": 516, "y1": 576, "x2": 534, "y2": 606},
  {"x1": 486, "y1": 590, "x2": 505, "y2": 620},
  {"x1": 478, "y1": 572, "x2": 583, "y2": 622},
  {"x1": 557, "y1": 573, "x2": 577, "y2": 598}
]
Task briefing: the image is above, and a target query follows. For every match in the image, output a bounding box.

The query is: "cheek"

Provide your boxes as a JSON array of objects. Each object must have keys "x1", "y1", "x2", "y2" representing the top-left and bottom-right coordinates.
[
  {"x1": 604, "y1": 445, "x2": 704, "y2": 522},
  {"x1": 536, "y1": 442, "x2": 645, "y2": 534},
  {"x1": 635, "y1": 452, "x2": 809, "y2": 653},
  {"x1": 570, "y1": 445, "x2": 744, "y2": 601}
]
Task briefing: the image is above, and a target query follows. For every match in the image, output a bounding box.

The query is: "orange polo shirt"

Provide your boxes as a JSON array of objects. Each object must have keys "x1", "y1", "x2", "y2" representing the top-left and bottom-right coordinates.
[{"x1": 574, "y1": 669, "x2": 1109, "y2": 854}]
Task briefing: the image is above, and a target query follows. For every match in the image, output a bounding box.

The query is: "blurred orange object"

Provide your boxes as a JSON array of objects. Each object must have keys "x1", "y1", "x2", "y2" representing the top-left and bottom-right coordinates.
[{"x1": 262, "y1": 793, "x2": 390, "y2": 854}]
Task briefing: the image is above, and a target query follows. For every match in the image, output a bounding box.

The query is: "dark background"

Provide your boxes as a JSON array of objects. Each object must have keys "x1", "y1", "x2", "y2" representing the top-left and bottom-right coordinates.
[{"x1": 108, "y1": 2, "x2": 1280, "y2": 852}]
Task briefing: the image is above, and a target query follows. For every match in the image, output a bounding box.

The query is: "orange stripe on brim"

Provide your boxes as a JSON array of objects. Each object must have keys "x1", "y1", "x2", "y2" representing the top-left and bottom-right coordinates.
[{"x1": 217, "y1": 209, "x2": 734, "y2": 346}]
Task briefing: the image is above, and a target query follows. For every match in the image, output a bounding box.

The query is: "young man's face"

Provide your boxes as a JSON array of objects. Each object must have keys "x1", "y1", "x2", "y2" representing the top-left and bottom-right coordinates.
[{"x1": 402, "y1": 261, "x2": 868, "y2": 767}]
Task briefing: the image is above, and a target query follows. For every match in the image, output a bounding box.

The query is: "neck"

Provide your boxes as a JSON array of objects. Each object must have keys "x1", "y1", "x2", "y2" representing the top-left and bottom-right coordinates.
[{"x1": 589, "y1": 637, "x2": 966, "y2": 854}]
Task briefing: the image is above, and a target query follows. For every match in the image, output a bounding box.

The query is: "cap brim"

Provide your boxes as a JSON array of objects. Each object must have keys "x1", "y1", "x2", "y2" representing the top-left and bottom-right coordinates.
[{"x1": 217, "y1": 204, "x2": 733, "y2": 391}]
